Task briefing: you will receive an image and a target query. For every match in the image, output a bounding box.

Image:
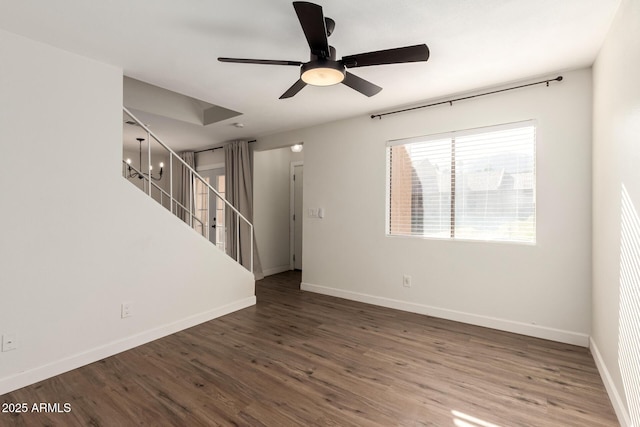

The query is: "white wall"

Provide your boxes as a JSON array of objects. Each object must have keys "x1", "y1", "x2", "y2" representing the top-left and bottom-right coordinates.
[
  {"x1": 196, "y1": 148, "x2": 225, "y2": 169},
  {"x1": 257, "y1": 68, "x2": 593, "y2": 346},
  {"x1": 0, "y1": 29, "x2": 255, "y2": 395},
  {"x1": 253, "y1": 147, "x2": 303, "y2": 276},
  {"x1": 592, "y1": 0, "x2": 640, "y2": 425}
]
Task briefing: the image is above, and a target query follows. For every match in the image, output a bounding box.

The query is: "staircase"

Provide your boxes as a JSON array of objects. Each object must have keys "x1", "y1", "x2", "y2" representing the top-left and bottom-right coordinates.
[{"x1": 121, "y1": 107, "x2": 253, "y2": 272}]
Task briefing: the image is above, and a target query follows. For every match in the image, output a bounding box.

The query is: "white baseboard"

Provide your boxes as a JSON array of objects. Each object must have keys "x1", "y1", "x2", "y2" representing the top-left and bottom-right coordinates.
[
  {"x1": 301, "y1": 282, "x2": 589, "y2": 347},
  {"x1": 590, "y1": 337, "x2": 632, "y2": 427},
  {"x1": 262, "y1": 265, "x2": 292, "y2": 277},
  {"x1": 0, "y1": 296, "x2": 256, "y2": 396}
]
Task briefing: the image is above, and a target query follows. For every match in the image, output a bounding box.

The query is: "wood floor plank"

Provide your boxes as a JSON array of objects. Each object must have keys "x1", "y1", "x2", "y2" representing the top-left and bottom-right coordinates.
[{"x1": 1, "y1": 271, "x2": 618, "y2": 426}]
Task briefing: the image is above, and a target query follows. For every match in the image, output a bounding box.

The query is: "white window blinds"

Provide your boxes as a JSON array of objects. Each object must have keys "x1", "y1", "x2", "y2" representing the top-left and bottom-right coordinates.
[{"x1": 387, "y1": 121, "x2": 536, "y2": 243}]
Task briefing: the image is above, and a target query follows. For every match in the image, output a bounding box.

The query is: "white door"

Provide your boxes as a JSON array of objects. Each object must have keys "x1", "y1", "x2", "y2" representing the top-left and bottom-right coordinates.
[
  {"x1": 197, "y1": 168, "x2": 226, "y2": 250},
  {"x1": 293, "y1": 164, "x2": 303, "y2": 270}
]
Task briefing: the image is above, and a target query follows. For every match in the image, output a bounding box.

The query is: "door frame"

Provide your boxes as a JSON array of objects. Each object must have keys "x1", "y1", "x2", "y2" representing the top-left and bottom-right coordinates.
[{"x1": 289, "y1": 161, "x2": 304, "y2": 270}]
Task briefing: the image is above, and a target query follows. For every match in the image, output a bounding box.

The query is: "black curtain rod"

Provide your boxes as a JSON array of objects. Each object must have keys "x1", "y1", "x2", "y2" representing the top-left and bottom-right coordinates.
[
  {"x1": 195, "y1": 139, "x2": 257, "y2": 154},
  {"x1": 195, "y1": 146, "x2": 223, "y2": 154},
  {"x1": 370, "y1": 76, "x2": 563, "y2": 120}
]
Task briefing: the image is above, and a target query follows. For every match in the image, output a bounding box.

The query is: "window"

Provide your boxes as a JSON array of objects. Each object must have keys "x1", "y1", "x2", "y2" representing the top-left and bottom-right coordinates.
[
  {"x1": 214, "y1": 174, "x2": 226, "y2": 251},
  {"x1": 386, "y1": 121, "x2": 536, "y2": 243}
]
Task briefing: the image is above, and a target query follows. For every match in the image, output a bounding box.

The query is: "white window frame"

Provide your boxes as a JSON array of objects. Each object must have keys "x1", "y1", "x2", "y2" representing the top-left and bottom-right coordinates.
[{"x1": 385, "y1": 120, "x2": 537, "y2": 244}]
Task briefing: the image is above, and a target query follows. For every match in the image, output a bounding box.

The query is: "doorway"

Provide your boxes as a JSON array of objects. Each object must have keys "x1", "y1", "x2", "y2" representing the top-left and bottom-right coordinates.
[{"x1": 290, "y1": 162, "x2": 303, "y2": 270}]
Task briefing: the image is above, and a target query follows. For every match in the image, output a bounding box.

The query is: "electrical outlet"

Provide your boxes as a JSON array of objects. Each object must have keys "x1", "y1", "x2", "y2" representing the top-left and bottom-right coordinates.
[
  {"x1": 403, "y1": 274, "x2": 412, "y2": 288},
  {"x1": 121, "y1": 302, "x2": 133, "y2": 318},
  {"x1": 2, "y1": 333, "x2": 17, "y2": 352}
]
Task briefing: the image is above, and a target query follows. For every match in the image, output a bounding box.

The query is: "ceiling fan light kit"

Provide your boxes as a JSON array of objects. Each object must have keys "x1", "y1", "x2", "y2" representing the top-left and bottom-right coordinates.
[
  {"x1": 218, "y1": 1, "x2": 429, "y2": 98},
  {"x1": 301, "y1": 61, "x2": 345, "y2": 86}
]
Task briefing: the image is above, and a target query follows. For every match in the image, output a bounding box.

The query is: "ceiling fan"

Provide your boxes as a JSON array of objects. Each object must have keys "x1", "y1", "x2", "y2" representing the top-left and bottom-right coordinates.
[{"x1": 218, "y1": 1, "x2": 430, "y2": 99}]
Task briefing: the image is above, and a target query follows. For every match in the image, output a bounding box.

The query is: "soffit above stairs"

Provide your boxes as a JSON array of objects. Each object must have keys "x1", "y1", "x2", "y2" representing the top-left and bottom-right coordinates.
[{"x1": 124, "y1": 77, "x2": 242, "y2": 127}]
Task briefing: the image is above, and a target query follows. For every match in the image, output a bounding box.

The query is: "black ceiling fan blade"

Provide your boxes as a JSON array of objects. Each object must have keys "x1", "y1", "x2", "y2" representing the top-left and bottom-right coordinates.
[
  {"x1": 342, "y1": 44, "x2": 430, "y2": 68},
  {"x1": 342, "y1": 72, "x2": 382, "y2": 97},
  {"x1": 218, "y1": 57, "x2": 303, "y2": 66},
  {"x1": 293, "y1": 2, "x2": 330, "y2": 57},
  {"x1": 280, "y1": 79, "x2": 307, "y2": 99}
]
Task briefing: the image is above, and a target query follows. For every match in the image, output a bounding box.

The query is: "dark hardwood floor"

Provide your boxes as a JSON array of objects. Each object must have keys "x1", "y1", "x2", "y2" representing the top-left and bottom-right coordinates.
[{"x1": 1, "y1": 271, "x2": 618, "y2": 426}]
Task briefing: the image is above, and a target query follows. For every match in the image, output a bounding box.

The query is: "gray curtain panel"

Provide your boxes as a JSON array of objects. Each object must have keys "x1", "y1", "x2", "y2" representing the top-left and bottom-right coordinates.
[
  {"x1": 178, "y1": 151, "x2": 195, "y2": 223},
  {"x1": 224, "y1": 141, "x2": 263, "y2": 279}
]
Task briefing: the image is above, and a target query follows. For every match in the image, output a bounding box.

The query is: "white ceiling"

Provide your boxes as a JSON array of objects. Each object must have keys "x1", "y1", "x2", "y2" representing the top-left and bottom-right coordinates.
[{"x1": 0, "y1": 0, "x2": 620, "y2": 151}]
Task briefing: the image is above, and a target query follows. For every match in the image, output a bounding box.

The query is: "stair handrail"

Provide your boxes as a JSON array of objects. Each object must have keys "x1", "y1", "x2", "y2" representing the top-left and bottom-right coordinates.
[
  {"x1": 121, "y1": 159, "x2": 206, "y2": 231},
  {"x1": 123, "y1": 106, "x2": 253, "y2": 273}
]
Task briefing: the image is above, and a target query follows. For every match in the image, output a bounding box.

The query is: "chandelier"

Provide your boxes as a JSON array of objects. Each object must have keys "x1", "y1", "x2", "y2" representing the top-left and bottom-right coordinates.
[{"x1": 125, "y1": 138, "x2": 163, "y2": 181}]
